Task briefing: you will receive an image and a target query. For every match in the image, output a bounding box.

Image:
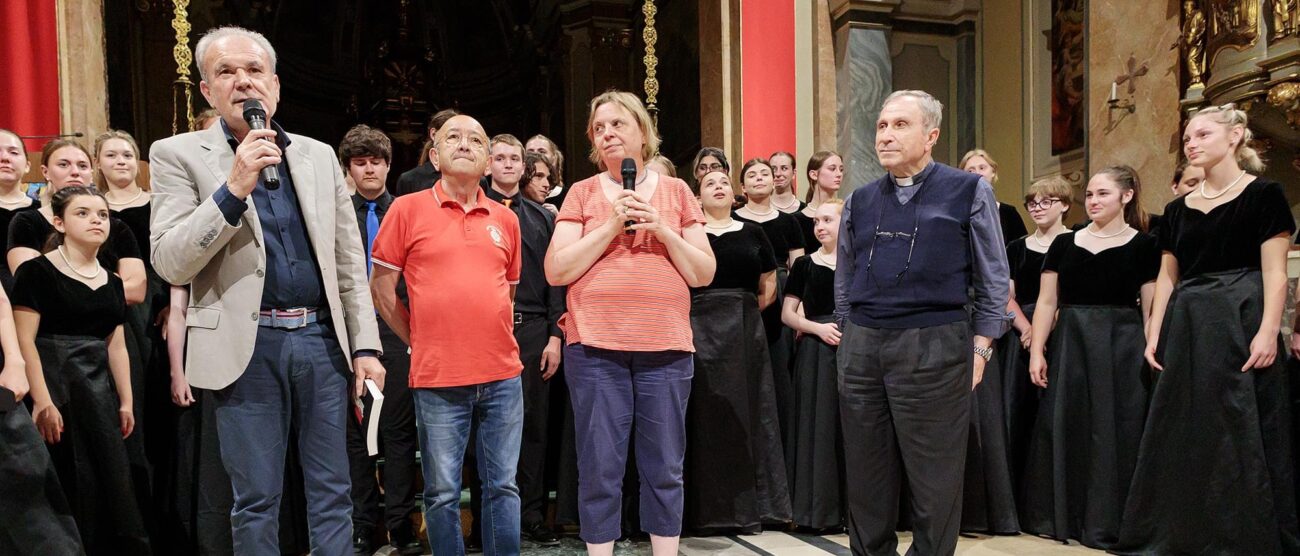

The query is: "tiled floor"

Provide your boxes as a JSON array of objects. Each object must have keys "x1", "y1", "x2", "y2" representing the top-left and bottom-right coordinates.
[{"x1": 371, "y1": 531, "x2": 1105, "y2": 555}]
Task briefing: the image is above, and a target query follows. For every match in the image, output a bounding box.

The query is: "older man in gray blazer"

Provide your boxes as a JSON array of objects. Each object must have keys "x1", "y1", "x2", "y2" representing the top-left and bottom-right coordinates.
[{"x1": 149, "y1": 26, "x2": 383, "y2": 555}]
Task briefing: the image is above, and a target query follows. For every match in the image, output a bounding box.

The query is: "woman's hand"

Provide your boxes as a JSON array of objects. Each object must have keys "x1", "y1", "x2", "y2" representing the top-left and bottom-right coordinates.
[
  {"x1": 33, "y1": 402, "x2": 63, "y2": 444},
  {"x1": 619, "y1": 190, "x2": 667, "y2": 237},
  {"x1": 1144, "y1": 337, "x2": 1164, "y2": 371},
  {"x1": 1242, "y1": 329, "x2": 1279, "y2": 372},
  {"x1": 1290, "y1": 332, "x2": 1300, "y2": 360},
  {"x1": 1029, "y1": 353, "x2": 1048, "y2": 388},
  {"x1": 813, "y1": 322, "x2": 842, "y2": 346},
  {"x1": 119, "y1": 404, "x2": 135, "y2": 438},
  {"x1": 171, "y1": 371, "x2": 195, "y2": 407},
  {"x1": 1018, "y1": 325, "x2": 1033, "y2": 350}
]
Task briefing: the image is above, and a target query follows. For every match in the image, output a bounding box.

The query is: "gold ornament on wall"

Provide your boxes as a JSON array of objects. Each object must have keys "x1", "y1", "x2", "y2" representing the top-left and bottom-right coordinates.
[
  {"x1": 170, "y1": 0, "x2": 194, "y2": 135},
  {"x1": 1267, "y1": 81, "x2": 1300, "y2": 127},
  {"x1": 1183, "y1": 0, "x2": 1208, "y2": 89},
  {"x1": 642, "y1": 0, "x2": 659, "y2": 125},
  {"x1": 1207, "y1": 0, "x2": 1260, "y2": 68},
  {"x1": 1274, "y1": 0, "x2": 1298, "y2": 40}
]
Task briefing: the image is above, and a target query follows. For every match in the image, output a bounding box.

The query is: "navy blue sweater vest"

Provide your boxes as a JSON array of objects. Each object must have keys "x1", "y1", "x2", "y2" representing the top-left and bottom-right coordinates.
[{"x1": 846, "y1": 163, "x2": 979, "y2": 328}]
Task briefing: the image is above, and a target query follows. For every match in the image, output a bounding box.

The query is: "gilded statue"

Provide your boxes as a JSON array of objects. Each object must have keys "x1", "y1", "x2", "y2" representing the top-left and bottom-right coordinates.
[
  {"x1": 1184, "y1": 0, "x2": 1207, "y2": 88},
  {"x1": 1275, "y1": 0, "x2": 1297, "y2": 39}
]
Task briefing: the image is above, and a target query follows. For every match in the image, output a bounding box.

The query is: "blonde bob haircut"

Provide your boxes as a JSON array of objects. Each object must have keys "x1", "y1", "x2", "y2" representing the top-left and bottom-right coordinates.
[
  {"x1": 958, "y1": 148, "x2": 999, "y2": 184},
  {"x1": 586, "y1": 90, "x2": 661, "y2": 170}
]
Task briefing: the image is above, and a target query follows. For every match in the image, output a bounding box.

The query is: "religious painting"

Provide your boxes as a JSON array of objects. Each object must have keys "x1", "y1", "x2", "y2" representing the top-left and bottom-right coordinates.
[
  {"x1": 1050, "y1": 0, "x2": 1086, "y2": 155},
  {"x1": 1025, "y1": 0, "x2": 1086, "y2": 191},
  {"x1": 1206, "y1": 0, "x2": 1259, "y2": 66}
]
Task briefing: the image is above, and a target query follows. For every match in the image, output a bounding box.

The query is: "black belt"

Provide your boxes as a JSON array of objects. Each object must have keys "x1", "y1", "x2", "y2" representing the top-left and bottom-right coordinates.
[{"x1": 514, "y1": 312, "x2": 546, "y2": 325}]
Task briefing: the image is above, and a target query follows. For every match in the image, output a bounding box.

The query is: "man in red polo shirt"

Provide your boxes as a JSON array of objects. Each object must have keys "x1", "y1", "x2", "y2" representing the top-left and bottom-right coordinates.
[{"x1": 369, "y1": 114, "x2": 524, "y2": 556}]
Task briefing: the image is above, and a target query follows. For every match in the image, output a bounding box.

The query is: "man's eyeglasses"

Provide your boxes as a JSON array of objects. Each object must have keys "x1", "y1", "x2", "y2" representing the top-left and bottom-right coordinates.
[
  {"x1": 863, "y1": 219, "x2": 919, "y2": 286},
  {"x1": 1024, "y1": 198, "x2": 1061, "y2": 211}
]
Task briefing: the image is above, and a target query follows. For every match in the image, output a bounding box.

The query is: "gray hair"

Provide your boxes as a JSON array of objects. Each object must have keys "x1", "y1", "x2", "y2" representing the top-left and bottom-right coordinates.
[
  {"x1": 194, "y1": 26, "x2": 278, "y2": 82},
  {"x1": 882, "y1": 90, "x2": 944, "y2": 131}
]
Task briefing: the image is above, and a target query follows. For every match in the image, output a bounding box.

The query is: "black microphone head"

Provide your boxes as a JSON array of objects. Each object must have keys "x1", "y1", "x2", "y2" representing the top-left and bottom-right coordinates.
[
  {"x1": 621, "y1": 158, "x2": 636, "y2": 178},
  {"x1": 241, "y1": 99, "x2": 266, "y2": 123}
]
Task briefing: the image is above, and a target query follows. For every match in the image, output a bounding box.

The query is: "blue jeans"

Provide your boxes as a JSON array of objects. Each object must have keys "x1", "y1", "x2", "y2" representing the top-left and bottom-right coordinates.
[
  {"x1": 413, "y1": 376, "x2": 523, "y2": 556},
  {"x1": 214, "y1": 321, "x2": 352, "y2": 556}
]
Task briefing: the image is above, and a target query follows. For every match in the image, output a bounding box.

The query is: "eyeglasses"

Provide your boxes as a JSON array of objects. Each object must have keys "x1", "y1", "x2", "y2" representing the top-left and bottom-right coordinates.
[
  {"x1": 1024, "y1": 198, "x2": 1061, "y2": 210},
  {"x1": 863, "y1": 205, "x2": 920, "y2": 287},
  {"x1": 696, "y1": 162, "x2": 724, "y2": 173}
]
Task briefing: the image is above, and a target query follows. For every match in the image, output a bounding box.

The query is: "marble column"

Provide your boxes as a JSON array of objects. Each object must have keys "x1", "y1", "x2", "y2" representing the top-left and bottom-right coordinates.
[
  {"x1": 835, "y1": 25, "x2": 892, "y2": 195},
  {"x1": 56, "y1": 0, "x2": 109, "y2": 141}
]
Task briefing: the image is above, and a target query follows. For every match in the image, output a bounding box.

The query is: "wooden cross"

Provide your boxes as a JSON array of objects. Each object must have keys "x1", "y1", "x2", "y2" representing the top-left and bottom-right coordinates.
[{"x1": 1115, "y1": 55, "x2": 1149, "y2": 95}]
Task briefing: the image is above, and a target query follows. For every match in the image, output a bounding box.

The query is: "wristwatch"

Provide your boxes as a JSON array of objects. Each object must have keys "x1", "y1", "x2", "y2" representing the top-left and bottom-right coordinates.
[{"x1": 973, "y1": 345, "x2": 993, "y2": 362}]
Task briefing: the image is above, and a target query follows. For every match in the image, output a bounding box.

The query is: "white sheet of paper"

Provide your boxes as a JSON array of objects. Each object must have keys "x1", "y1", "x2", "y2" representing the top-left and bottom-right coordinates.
[{"x1": 364, "y1": 378, "x2": 385, "y2": 456}]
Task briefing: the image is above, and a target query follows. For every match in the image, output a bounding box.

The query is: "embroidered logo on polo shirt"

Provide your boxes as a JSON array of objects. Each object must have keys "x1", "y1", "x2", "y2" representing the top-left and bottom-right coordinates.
[{"x1": 486, "y1": 225, "x2": 505, "y2": 247}]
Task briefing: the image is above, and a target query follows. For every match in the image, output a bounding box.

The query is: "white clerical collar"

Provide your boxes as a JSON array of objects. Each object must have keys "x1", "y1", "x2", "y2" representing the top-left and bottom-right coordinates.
[{"x1": 896, "y1": 175, "x2": 916, "y2": 187}]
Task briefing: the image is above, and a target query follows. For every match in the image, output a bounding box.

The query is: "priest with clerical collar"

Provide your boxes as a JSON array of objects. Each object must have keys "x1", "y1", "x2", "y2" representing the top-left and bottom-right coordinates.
[{"x1": 834, "y1": 89, "x2": 1010, "y2": 556}]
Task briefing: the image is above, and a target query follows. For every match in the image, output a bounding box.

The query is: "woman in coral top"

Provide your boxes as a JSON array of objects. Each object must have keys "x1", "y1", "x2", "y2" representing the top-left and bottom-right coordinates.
[{"x1": 545, "y1": 90, "x2": 716, "y2": 556}]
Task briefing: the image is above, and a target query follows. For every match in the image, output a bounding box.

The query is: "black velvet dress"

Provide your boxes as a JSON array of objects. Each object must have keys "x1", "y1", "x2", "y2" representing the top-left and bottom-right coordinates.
[
  {"x1": 0, "y1": 198, "x2": 39, "y2": 294},
  {"x1": 792, "y1": 209, "x2": 820, "y2": 254},
  {"x1": 1000, "y1": 235, "x2": 1055, "y2": 492},
  {"x1": 999, "y1": 203, "x2": 1029, "y2": 246},
  {"x1": 734, "y1": 210, "x2": 805, "y2": 463},
  {"x1": 1113, "y1": 180, "x2": 1300, "y2": 555},
  {"x1": 686, "y1": 223, "x2": 791, "y2": 532},
  {"x1": 784, "y1": 253, "x2": 845, "y2": 529},
  {"x1": 13, "y1": 256, "x2": 149, "y2": 555},
  {"x1": 1020, "y1": 231, "x2": 1160, "y2": 549}
]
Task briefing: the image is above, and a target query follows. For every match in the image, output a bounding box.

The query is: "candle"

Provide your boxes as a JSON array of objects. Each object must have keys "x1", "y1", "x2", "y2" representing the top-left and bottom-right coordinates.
[{"x1": 1110, "y1": 82, "x2": 1118, "y2": 101}]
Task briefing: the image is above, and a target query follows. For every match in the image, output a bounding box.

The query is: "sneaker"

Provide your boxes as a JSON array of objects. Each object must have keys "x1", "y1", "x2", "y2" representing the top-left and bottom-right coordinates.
[
  {"x1": 524, "y1": 522, "x2": 561, "y2": 546},
  {"x1": 464, "y1": 533, "x2": 483, "y2": 553}
]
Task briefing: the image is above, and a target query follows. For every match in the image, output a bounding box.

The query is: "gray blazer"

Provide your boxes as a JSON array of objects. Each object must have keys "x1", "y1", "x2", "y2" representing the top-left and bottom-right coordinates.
[{"x1": 149, "y1": 124, "x2": 381, "y2": 390}]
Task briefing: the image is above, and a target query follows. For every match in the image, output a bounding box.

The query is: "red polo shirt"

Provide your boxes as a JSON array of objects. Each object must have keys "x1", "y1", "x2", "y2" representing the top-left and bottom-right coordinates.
[{"x1": 371, "y1": 181, "x2": 523, "y2": 388}]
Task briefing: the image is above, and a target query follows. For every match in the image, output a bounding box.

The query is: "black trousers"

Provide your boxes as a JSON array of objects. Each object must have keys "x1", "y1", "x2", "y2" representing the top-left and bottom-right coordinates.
[
  {"x1": 837, "y1": 321, "x2": 972, "y2": 556},
  {"x1": 515, "y1": 316, "x2": 555, "y2": 527},
  {"x1": 346, "y1": 322, "x2": 419, "y2": 535}
]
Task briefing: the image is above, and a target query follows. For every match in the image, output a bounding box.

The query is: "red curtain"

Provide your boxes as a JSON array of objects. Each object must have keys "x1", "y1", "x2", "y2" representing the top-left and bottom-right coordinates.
[
  {"x1": 0, "y1": 0, "x2": 61, "y2": 152},
  {"x1": 740, "y1": 0, "x2": 796, "y2": 195}
]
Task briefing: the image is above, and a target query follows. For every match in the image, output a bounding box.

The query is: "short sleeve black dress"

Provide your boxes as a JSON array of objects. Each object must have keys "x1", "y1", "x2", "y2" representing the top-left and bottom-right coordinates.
[
  {"x1": 791, "y1": 210, "x2": 819, "y2": 254},
  {"x1": 0, "y1": 199, "x2": 39, "y2": 294},
  {"x1": 733, "y1": 210, "x2": 805, "y2": 269},
  {"x1": 999, "y1": 203, "x2": 1029, "y2": 245},
  {"x1": 686, "y1": 223, "x2": 791, "y2": 530},
  {"x1": 1021, "y1": 231, "x2": 1160, "y2": 549},
  {"x1": 1115, "y1": 179, "x2": 1300, "y2": 555},
  {"x1": 783, "y1": 253, "x2": 844, "y2": 528},
  {"x1": 11, "y1": 256, "x2": 148, "y2": 553}
]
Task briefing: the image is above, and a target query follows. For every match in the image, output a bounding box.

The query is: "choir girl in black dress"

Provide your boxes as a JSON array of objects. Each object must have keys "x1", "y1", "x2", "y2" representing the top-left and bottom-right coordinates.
[
  {"x1": 998, "y1": 176, "x2": 1073, "y2": 496},
  {"x1": 1113, "y1": 104, "x2": 1300, "y2": 555},
  {"x1": 780, "y1": 199, "x2": 845, "y2": 531},
  {"x1": 1020, "y1": 165, "x2": 1159, "y2": 550},
  {"x1": 0, "y1": 130, "x2": 39, "y2": 294},
  {"x1": 685, "y1": 170, "x2": 791, "y2": 533},
  {"x1": 733, "y1": 157, "x2": 806, "y2": 460},
  {"x1": 13, "y1": 186, "x2": 149, "y2": 554},
  {"x1": 768, "y1": 151, "x2": 805, "y2": 215},
  {"x1": 960, "y1": 149, "x2": 1028, "y2": 246},
  {"x1": 792, "y1": 151, "x2": 843, "y2": 254},
  {"x1": 0, "y1": 140, "x2": 78, "y2": 551}
]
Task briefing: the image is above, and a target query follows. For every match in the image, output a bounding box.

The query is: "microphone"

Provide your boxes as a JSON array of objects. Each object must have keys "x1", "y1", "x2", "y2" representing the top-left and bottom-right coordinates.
[
  {"x1": 241, "y1": 99, "x2": 281, "y2": 190},
  {"x1": 621, "y1": 158, "x2": 637, "y2": 234}
]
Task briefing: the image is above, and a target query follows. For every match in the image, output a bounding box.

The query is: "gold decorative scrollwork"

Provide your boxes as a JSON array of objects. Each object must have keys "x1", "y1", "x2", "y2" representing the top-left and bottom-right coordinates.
[
  {"x1": 643, "y1": 0, "x2": 659, "y2": 124},
  {"x1": 1267, "y1": 81, "x2": 1300, "y2": 127},
  {"x1": 1207, "y1": 0, "x2": 1259, "y2": 69},
  {"x1": 171, "y1": 0, "x2": 194, "y2": 134}
]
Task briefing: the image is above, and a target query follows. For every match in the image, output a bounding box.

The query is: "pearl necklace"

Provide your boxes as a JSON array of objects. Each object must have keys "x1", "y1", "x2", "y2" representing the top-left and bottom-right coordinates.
[
  {"x1": 1029, "y1": 232, "x2": 1053, "y2": 249},
  {"x1": 107, "y1": 187, "x2": 144, "y2": 206},
  {"x1": 57, "y1": 246, "x2": 102, "y2": 280},
  {"x1": 772, "y1": 195, "x2": 800, "y2": 211},
  {"x1": 812, "y1": 251, "x2": 837, "y2": 270},
  {"x1": 705, "y1": 219, "x2": 736, "y2": 229},
  {"x1": 742, "y1": 204, "x2": 775, "y2": 216},
  {"x1": 1199, "y1": 170, "x2": 1247, "y2": 200},
  {"x1": 1084, "y1": 223, "x2": 1131, "y2": 239}
]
